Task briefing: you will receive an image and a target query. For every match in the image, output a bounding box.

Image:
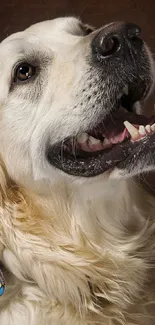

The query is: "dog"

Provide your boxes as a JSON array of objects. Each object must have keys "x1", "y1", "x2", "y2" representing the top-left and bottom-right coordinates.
[{"x1": 0, "y1": 16, "x2": 155, "y2": 325}]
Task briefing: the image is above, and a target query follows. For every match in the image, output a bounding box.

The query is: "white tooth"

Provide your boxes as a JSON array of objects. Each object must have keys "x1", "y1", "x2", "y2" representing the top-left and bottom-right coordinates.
[
  {"x1": 77, "y1": 132, "x2": 88, "y2": 143},
  {"x1": 139, "y1": 125, "x2": 146, "y2": 136},
  {"x1": 124, "y1": 121, "x2": 138, "y2": 139},
  {"x1": 123, "y1": 86, "x2": 128, "y2": 96},
  {"x1": 145, "y1": 125, "x2": 151, "y2": 133},
  {"x1": 103, "y1": 138, "x2": 111, "y2": 145},
  {"x1": 151, "y1": 124, "x2": 155, "y2": 132},
  {"x1": 88, "y1": 136, "x2": 100, "y2": 145}
]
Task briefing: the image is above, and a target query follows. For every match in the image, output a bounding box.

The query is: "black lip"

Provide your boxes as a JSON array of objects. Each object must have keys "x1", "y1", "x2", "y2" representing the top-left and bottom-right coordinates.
[
  {"x1": 117, "y1": 133, "x2": 155, "y2": 174},
  {"x1": 47, "y1": 132, "x2": 155, "y2": 177},
  {"x1": 46, "y1": 137, "x2": 147, "y2": 177},
  {"x1": 46, "y1": 112, "x2": 155, "y2": 177}
]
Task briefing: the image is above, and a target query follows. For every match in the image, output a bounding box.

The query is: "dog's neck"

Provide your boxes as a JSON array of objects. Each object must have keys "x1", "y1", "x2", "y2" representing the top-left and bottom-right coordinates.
[
  {"x1": 27, "y1": 176, "x2": 153, "y2": 249},
  {"x1": 1, "y1": 166, "x2": 154, "y2": 260},
  {"x1": 1, "y1": 168, "x2": 155, "y2": 321}
]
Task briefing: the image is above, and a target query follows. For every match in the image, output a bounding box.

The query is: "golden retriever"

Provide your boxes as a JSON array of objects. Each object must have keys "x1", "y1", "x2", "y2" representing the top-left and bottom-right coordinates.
[{"x1": 0, "y1": 17, "x2": 155, "y2": 325}]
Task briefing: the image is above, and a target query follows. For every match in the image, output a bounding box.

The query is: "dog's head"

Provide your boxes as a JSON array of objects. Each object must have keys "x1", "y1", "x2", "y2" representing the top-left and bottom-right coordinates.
[{"x1": 0, "y1": 17, "x2": 154, "y2": 187}]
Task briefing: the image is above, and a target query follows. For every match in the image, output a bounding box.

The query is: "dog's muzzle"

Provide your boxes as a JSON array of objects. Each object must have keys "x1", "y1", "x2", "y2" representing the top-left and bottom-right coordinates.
[{"x1": 47, "y1": 22, "x2": 155, "y2": 178}]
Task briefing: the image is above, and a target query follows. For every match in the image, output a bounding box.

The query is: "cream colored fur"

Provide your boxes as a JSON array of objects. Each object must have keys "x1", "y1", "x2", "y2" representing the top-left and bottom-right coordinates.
[
  {"x1": 0, "y1": 163, "x2": 155, "y2": 325},
  {"x1": 0, "y1": 17, "x2": 155, "y2": 325}
]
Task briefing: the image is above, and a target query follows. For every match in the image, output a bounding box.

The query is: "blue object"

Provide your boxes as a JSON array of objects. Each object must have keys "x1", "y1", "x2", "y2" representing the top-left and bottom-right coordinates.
[
  {"x1": 0, "y1": 269, "x2": 5, "y2": 296},
  {"x1": 0, "y1": 285, "x2": 5, "y2": 296}
]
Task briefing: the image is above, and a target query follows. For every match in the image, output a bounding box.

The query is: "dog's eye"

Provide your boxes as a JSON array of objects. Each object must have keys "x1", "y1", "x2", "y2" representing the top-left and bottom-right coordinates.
[{"x1": 14, "y1": 63, "x2": 36, "y2": 82}]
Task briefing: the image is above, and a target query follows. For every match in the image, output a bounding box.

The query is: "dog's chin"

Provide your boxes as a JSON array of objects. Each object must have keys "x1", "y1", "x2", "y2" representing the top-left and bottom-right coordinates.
[{"x1": 110, "y1": 132, "x2": 155, "y2": 179}]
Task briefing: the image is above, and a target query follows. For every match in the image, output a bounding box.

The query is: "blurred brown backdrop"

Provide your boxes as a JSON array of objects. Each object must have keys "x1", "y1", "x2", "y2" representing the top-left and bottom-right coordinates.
[{"x1": 0, "y1": 0, "x2": 155, "y2": 52}]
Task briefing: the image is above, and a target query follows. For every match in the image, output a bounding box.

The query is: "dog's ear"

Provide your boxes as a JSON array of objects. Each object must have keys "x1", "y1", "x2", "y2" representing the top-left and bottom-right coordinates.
[
  {"x1": 84, "y1": 24, "x2": 95, "y2": 35},
  {"x1": 78, "y1": 21, "x2": 95, "y2": 36}
]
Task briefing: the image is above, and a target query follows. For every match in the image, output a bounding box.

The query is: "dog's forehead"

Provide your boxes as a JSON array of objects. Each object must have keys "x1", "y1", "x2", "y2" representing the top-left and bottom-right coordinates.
[
  {"x1": 26, "y1": 17, "x2": 83, "y2": 36},
  {"x1": 0, "y1": 17, "x2": 84, "y2": 53}
]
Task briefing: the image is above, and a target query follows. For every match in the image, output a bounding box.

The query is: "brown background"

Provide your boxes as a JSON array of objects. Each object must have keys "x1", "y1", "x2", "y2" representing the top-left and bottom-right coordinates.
[{"x1": 0, "y1": 0, "x2": 155, "y2": 50}]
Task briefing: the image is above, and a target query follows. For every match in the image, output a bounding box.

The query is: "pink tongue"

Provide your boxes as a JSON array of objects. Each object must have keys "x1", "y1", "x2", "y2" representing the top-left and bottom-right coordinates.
[{"x1": 107, "y1": 128, "x2": 128, "y2": 144}]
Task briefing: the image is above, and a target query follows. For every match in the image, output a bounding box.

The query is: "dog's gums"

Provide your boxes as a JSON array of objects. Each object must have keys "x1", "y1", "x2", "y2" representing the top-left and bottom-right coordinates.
[{"x1": 64, "y1": 114, "x2": 155, "y2": 154}]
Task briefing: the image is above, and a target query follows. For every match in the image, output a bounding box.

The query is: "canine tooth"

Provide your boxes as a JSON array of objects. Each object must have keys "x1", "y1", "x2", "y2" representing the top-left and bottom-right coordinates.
[
  {"x1": 122, "y1": 86, "x2": 128, "y2": 96},
  {"x1": 151, "y1": 124, "x2": 155, "y2": 132},
  {"x1": 145, "y1": 125, "x2": 151, "y2": 133},
  {"x1": 88, "y1": 136, "x2": 100, "y2": 145},
  {"x1": 124, "y1": 121, "x2": 138, "y2": 139},
  {"x1": 77, "y1": 132, "x2": 88, "y2": 143},
  {"x1": 139, "y1": 125, "x2": 146, "y2": 136}
]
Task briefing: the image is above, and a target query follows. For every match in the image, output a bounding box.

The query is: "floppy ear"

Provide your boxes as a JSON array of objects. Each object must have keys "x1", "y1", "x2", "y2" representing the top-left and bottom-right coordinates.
[
  {"x1": 78, "y1": 20, "x2": 95, "y2": 35},
  {"x1": 84, "y1": 24, "x2": 95, "y2": 35}
]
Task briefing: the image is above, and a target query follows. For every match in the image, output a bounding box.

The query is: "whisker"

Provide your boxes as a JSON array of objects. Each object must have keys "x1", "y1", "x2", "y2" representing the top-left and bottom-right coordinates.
[
  {"x1": 60, "y1": 140, "x2": 65, "y2": 164},
  {"x1": 71, "y1": 136, "x2": 77, "y2": 160}
]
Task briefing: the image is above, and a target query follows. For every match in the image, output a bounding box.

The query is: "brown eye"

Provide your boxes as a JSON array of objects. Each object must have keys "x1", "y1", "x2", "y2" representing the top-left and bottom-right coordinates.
[{"x1": 15, "y1": 63, "x2": 35, "y2": 82}]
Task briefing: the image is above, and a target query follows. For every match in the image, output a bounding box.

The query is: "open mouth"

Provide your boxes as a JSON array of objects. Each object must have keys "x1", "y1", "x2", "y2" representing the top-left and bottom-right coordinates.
[{"x1": 47, "y1": 85, "x2": 155, "y2": 177}]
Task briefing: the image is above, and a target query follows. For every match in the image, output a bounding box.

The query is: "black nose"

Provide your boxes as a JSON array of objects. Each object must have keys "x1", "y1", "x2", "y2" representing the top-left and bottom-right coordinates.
[{"x1": 92, "y1": 22, "x2": 142, "y2": 58}]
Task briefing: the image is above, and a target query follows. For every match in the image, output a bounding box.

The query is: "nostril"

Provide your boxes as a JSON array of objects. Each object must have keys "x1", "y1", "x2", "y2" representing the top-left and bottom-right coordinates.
[
  {"x1": 92, "y1": 22, "x2": 142, "y2": 61},
  {"x1": 99, "y1": 36, "x2": 121, "y2": 57}
]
